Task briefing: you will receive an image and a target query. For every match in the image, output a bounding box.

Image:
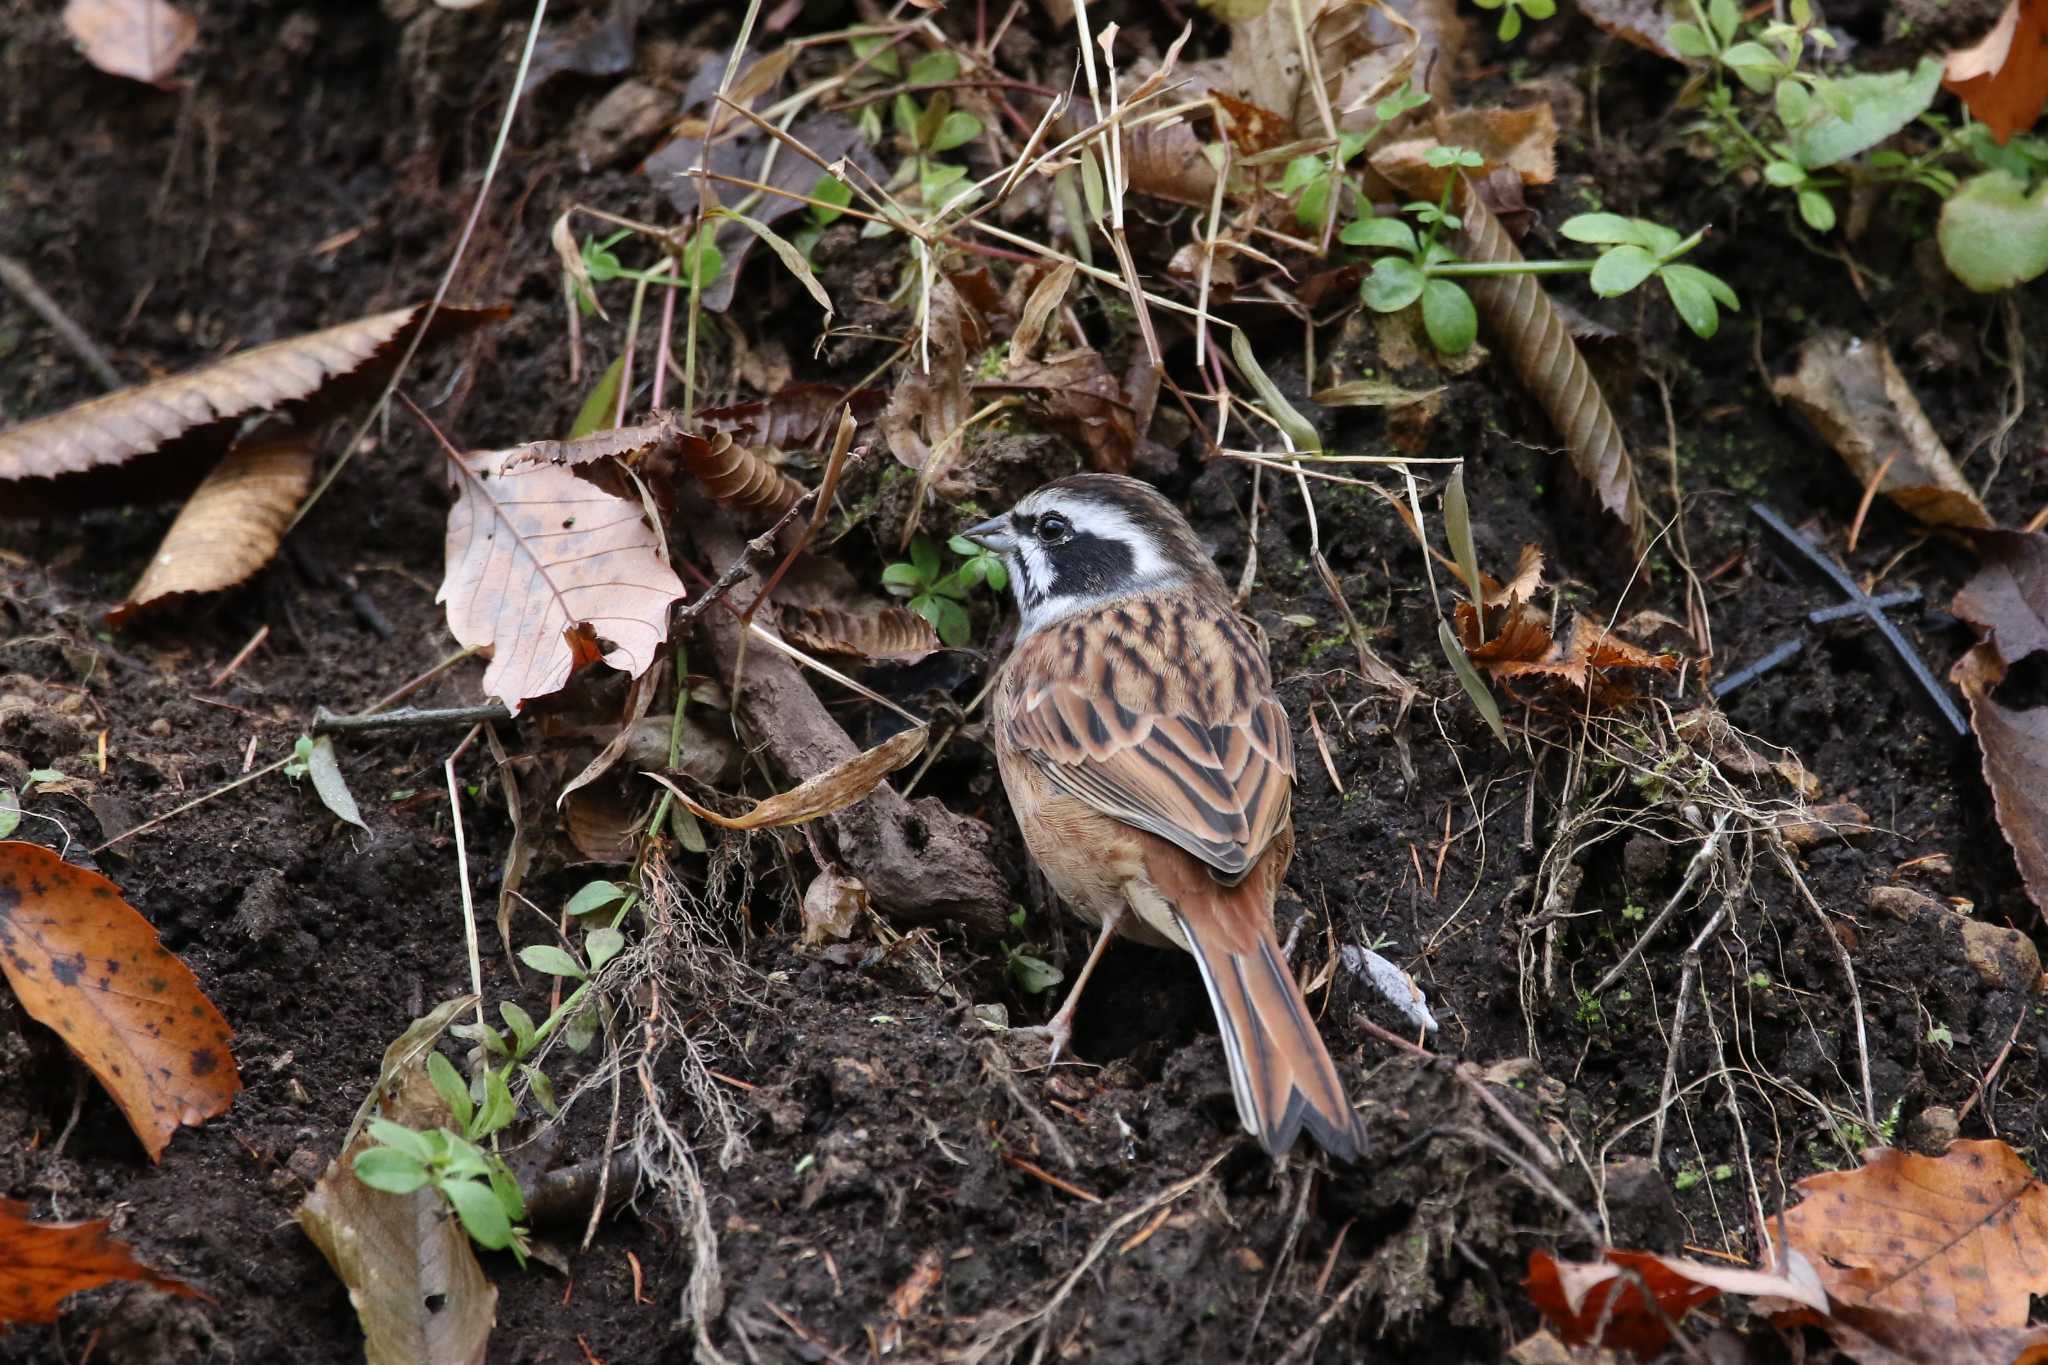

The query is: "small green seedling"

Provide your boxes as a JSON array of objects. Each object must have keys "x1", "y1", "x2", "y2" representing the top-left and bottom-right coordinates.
[
  {"x1": 1279, "y1": 81, "x2": 1430, "y2": 230},
  {"x1": 880, "y1": 533, "x2": 1006, "y2": 646},
  {"x1": 1341, "y1": 143, "x2": 1741, "y2": 354},
  {"x1": 791, "y1": 172, "x2": 855, "y2": 259},
  {"x1": 1003, "y1": 907, "x2": 1064, "y2": 997},
  {"x1": 1471, "y1": 0, "x2": 1556, "y2": 42},
  {"x1": 355, "y1": 880, "x2": 633, "y2": 1262}
]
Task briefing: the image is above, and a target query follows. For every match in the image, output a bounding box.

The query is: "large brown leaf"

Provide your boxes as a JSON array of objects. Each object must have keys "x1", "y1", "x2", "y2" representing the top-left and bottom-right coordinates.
[
  {"x1": 0, "y1": 302, "x2": 502, "y2": 514},
  {"x1": 106, "y1": 427, "x2": 314, "y2": 627},
  {"x1": 1952, "y1": 533, "x2": 2048, "y2": 911},
  {"x1": 0, "y1": 1197, "x2": 204, "y2": 1325},
  {"x1": 1524, "y1": 1247, "x2": 1827, "y2": 1355},
  {"x1": 0, "y1": 841, "x2": 241, "y2": 1161},
  {"x1": 1780, "y1": 1140, "x2": 2048, "y2": 1329},
  {"x1": 440, "y1": 447, "x2": 686, "y2": 713}
]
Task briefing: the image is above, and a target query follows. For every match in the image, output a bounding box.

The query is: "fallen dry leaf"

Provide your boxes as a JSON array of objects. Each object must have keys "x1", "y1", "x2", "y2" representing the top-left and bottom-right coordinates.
[
  {"x1": 1372, "y1": 103, "x2": 1559, "y2": 199},
  {"x1": 1524, "y1": 1247, "x2": 1828, "y2": 1355},
  {"x1": 0, "y1": 841, "x2": 241, "y2": 1161},
  {"x1": 0, "y1": 302, "x2": 501, "y2": 513},
  {"x1": 440, "y1": 446, "x2": 687, "y2": 713},
  {"x1": 1779, "y1": 1139, "x2": 2048, "y2": 1328},
  {"x1": 779, "y1": 605, "x2": 942, "y2": 663},
  {"x1": 297, "y1": 1002, "x2": 495, "y2": 1365},
  {"x1": 1954, "y1": 644, "x2": 2048, "y2": 913},
  {"x1": 1955, "y1": 530, "x2": 2048, "y2": 667},
  {"x1": 1573, "y1": 0, "x2": 1691, "y2": 60},
  {"x1": 0, "y1": 1197, "x2": 205, "y2": 1325},
  {"x1": 801, "y1": 865, "x2": 867, "y2": 946},
  {"x1": 1459, "y1": 608, "x2": 1679, "y2": 700},
  {"x1": 696, "y1": 385, "x2": 885, "y2": 450},
  {"x1": 64, "y1": 0, "x2": 196, "y2": 86},
  {"x1": 1772, "y1": 331, "x2": 1992, "y2": 531},
  {"x1": 106, "y1": 427, "x2": 313, "y2": 627},
  {"x1": 1001, "y1": 350, "x2": 1138, "y2": 474},
  {"x1": 651, "y1": 723, "x2": 928, "y2": 831},
  {"x1": 1945, "y1": 0, "x2": 2048, "y2": 144}
]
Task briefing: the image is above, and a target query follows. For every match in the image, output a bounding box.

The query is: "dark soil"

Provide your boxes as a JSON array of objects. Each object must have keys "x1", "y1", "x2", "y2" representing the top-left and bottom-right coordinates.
[{"x1": 2, "y1": 2, "x2": 2043, "y2": 1363}]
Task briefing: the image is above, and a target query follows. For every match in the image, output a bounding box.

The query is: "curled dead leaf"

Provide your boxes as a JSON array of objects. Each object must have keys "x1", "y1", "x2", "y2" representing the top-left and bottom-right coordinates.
[
  {"x1": 779, "y1": 605, "x2": 942, "y2": 663},
  {"x1": 1525, "y1": 1247, "x2": 1828, "y2": 1355},
  {"x1": 107, "y1": 426, "x2": 313, "y2": 627},
  {"x1": 802, "y1": 865, "x2": 868, "y2": 946},
  {"x1": 0, "y1": 841, "x2": 241, "y2": 1161},
  {"x1": 1772, "y1": 332, "x2": 1992, "y2": 531},
  {"x1": 1454, "y1": 185, "x2": 1645, "y2": 549},
  {"x1": 0, "y1": 302, "x2": 503, "y2": 514},
  {"x1": 650, "y1": 723, "x2": 928, "y2": 831},
  {"x1": 0, "y1": 1197, "x2": 206, "y2": 1325}
]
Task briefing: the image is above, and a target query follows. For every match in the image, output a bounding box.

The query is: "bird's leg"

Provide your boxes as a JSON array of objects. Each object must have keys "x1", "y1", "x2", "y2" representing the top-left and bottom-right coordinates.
[{"x1": 1024, "y1": 902, "x2": 1126, "y2": 1068}]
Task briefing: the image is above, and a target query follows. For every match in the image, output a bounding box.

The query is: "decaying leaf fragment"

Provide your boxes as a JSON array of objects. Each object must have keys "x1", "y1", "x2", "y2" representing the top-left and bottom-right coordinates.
[
  {"x1": 1772, "y1": 331, "x2": 1992, "y2": 531},
  {"x1": 1525, "y1": 1247, "x2": 1828, "y2": 1355},
  {"x1": 1572, "y1": 0, "x2": 1691, "y2": 61},
  {"x1": 297, "y1": 1001, "x2": 495, "y2": 1365},
  {"x1": 0, "y1": 303, "x2": 502, "y2": 513},
  {"x1": 440, "y1": 446, "x2": 687, "y2": 713},
  {"x1": 0, "y1": 841, "x2": 241, "y2": 1161},
  {"x1": 651, "y1": 723, "x2": 928, "y2": 831},
  {"x1": 1779, "y1": 1139, "x2": 2048, "y2": 1328},
  {"x1": 1372, "y1": 103, "x2": 1558, "y2": 198},
  {"x1": 0, "y1": 1197, "x2": 205, "y2": 1325},
  {"x1": 106, "y1": 427, "x2": 313, "y2": 626}
]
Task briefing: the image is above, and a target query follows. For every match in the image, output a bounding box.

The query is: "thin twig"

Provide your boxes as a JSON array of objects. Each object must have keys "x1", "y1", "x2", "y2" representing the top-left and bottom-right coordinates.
[
  {"x1": 0, "y1": 252, "x2": 124, "y2": 390},
  {"x1": 313, "y1": 702, "x2": 514, "y2": 735}
]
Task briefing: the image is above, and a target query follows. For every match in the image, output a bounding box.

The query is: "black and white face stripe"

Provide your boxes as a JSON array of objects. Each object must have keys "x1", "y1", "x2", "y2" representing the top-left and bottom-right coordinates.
[{"x1": 1000, "y1": 487, "x2": 1188, "y2": 637}]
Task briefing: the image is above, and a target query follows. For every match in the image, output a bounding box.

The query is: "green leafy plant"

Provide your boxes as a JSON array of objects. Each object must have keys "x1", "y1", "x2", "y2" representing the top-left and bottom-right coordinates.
[
  {"x1": 1471, "y1": 0, "x2": 1555, "y2": 43},
  {"x1": 0, "y1": 787, "x2": 18, "y2": 840},
  {"x1": 1669, "y1": 0, "x2": 2047, "y2": 291},
  {"x1": 1279, "y1": 81, "x2": 1430, "y2": 231},
  {"x1": 790, "y1": 171, "x2": 855, "y2": 259},
  {"x1": 880, "y1": 533, "x2": 1006, "y2": 646},
  {"x1": 854, "y1": 48, "x2": 985, "y2": 220},
  {"x1": 354, "y1": 879, "x2": 630, "y2": 1261},
  {"x1": 1336, "y1": 144, "x2": 1738, "y2": 354}
]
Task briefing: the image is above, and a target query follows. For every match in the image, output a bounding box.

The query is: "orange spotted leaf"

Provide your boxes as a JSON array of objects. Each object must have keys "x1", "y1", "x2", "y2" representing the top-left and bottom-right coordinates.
[
  {"x1": 1780, "y1": 1139, "x2": 2048, "y2": 1329},
  {"x1": 0, "y1": 1197, "x2": 204, "y2": 1325},
  {"x1": 0, "y1": 841, "x2": 241, "y2": 1161}
]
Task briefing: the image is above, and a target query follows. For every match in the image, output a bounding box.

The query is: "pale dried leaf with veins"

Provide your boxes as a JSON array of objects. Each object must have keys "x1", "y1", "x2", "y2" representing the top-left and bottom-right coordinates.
[
  {"x1": 64, "y1": 0, "x2": 196, "y2": 86},
  {"x1": 1772, "y1": 332, "x2": 1993, "y2": 530},
  {"x1": 440, "y1": 448, "x2": 686, "y2": 713},
  {"x1": 0, "y1": 302, "x2": 500, "y2": 508},
  {"x1": 1456, "y1": 184, "x2": 1646, "y2": 550},
  {"x1": 106, "y1": 428, "x2": 312, "y2": 627},
  {"x1": 779, "y1": 605, "x2": 941, "y2": 663}
]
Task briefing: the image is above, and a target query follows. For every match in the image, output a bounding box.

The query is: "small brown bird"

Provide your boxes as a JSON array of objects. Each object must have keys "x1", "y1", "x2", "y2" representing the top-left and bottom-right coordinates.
[{"x1": 964, "y1": 474, "x2": 1366, "y2": 1161}]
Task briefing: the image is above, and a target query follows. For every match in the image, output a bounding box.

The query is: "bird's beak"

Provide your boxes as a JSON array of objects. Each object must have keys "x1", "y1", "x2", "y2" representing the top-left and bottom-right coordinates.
[{"x1": 961, "y1": 512, "x2": 1017, "y2": 555}]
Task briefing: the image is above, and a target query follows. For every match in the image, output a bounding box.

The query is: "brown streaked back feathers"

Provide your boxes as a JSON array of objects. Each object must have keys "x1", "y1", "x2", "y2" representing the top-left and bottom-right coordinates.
[{"x1": 998, "y1": 589, "x2": 1294, "y2": 882}]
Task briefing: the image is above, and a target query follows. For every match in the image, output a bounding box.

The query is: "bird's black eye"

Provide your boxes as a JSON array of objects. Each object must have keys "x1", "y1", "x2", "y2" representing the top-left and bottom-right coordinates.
[{"x1": 1036, "y1": 511, "x2": 1072, "y2": 544}]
